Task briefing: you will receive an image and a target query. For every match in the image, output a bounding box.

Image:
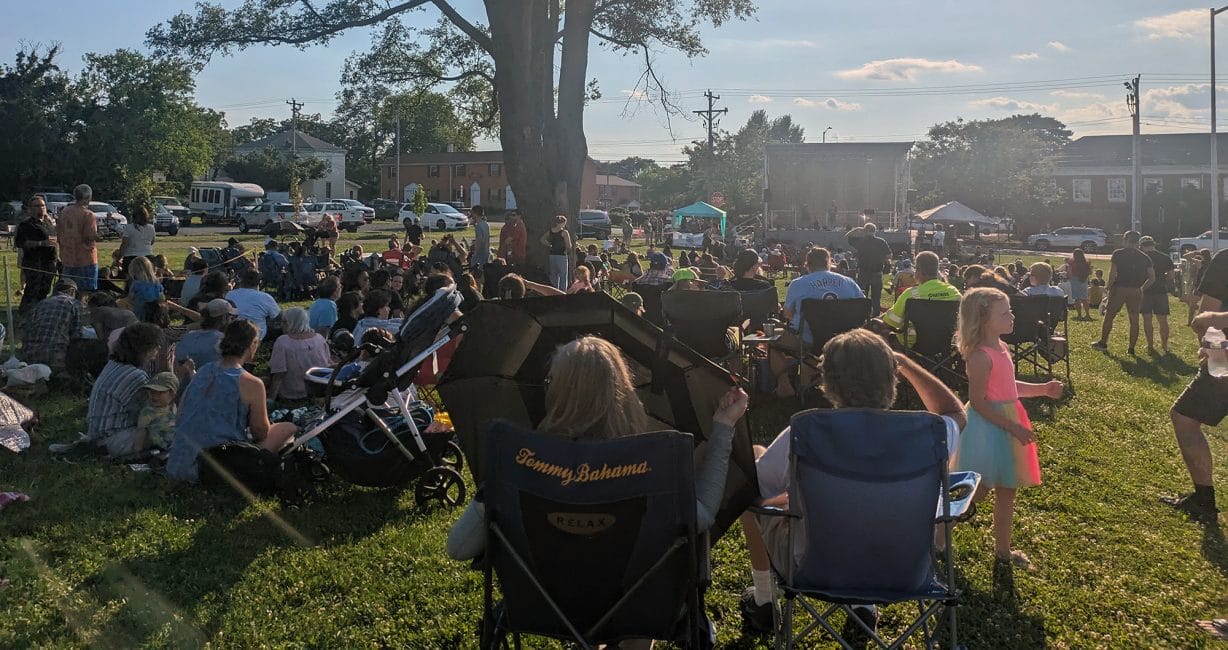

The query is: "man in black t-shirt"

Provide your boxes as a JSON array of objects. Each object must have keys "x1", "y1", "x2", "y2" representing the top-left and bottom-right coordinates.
[
  {"x1": 1139, "y1": 236, "x2": 1175, "y2": 354},
  {"x1": 1092, "y1": 230, "x2": 1154, "y2": 354},
  {"x1": 1165, "y1": 248, "x2": 1228, "y2": 521},
  {"x1": 847, "y1": 222, "x2": 892, "y2": 310}
]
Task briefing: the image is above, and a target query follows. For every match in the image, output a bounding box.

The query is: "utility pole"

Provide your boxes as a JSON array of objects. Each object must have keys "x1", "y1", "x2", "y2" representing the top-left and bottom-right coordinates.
[
  {"x1": 1212, "y1": 6, "x2": 1227, "y2": 252},
  {"x1": 287, "y1": 98, "x2": 303, "y2": 159},
  {"x1": 693, "y1": 89, "x2": 727, "y2": 197},
  {"x1": 1125, "y1": 76, "x2": 1141, "y2": 233}
]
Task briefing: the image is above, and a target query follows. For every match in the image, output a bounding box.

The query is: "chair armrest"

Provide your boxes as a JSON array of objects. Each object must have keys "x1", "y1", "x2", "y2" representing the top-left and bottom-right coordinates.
[
  {"x1": 935, "y1": 471, "x2": 981, "y2": 523},
  {"x1": 748, "y1": 505, "x2": 802, "y2": 519}
]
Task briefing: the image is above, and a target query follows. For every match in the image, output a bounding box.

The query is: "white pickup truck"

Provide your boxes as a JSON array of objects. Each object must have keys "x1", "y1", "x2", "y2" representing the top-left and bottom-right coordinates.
[
  {"x1": 1170, "y1": 229, "x2": 1228, "y2": 253},
  {"x1": 306, "y1": 201, "x2": 366, "y2": 232},
  {"x1": 237, "y1": 201, "x2": 366, "y2": 233}
]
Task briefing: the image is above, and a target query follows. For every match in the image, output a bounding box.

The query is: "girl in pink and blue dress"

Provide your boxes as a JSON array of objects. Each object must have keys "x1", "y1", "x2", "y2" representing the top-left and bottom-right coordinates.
[{"x1": 955, "y1": 287, "x2": 1064, "y2": 568}]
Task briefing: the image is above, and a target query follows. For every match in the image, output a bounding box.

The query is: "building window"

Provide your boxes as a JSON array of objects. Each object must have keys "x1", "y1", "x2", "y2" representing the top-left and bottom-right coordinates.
[
  {"x1": 599, "y1": 185, "x2": 611, "y2": 198},
  {"x1": 1072, "y1": 178, "x2": 1091, "y2": 203},
  {"x1": 489, "y1": 163, "x2": 501, "y2": 176},
  {"x1": 1182, "y1": 177, "x2": 1202, "y2": 190},
  {"x1": 429, "y1": 189, "x2": 440, "y2": 201},
  {"x1": 488, "y1": 188, "x2": 505, "y2": 201},
  {"x1": 453, "y1": 187, "x2": 464, "y2": 200},
  {"x1": 454, "y1": 164, "x2": 466, "y2": 176},
  {"x1": 325, "y1": 181, "x2": 332, "y2": 198},
  {"x1": 1144, "y1": 177, "x2": 1163, "y2": 195},
  {"x1": 1107, "y1": 178, "x2": 1127, "y2": 203},
  {"x1": 429, "y1": 165, "x2": 440, "y2": 177}
]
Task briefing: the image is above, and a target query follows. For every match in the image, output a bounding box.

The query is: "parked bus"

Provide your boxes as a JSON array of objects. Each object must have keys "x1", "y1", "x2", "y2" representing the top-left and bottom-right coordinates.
[{"x1": 188, "y1": 181, "x2": 265, "y2": 225}]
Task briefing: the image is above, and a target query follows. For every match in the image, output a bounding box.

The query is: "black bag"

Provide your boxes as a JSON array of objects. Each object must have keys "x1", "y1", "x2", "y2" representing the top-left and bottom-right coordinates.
[
  {"x1": 65, "y1": 338, "x2": 110, "y2": 386},
  {"x1": 198, "y1": 442, "x2": 326, "y2": 504}
]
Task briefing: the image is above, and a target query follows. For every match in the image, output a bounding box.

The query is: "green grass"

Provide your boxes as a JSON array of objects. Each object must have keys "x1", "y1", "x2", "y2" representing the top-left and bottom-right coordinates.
[{"x1": 1, "y1": 227, "x2": 1225, "y2": 647}]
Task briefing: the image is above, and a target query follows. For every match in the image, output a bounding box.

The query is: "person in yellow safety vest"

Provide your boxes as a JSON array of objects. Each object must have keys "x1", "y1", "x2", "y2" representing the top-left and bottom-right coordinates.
[{"x1": 882, "y1": 251, "x2": 961, "y2": 330}]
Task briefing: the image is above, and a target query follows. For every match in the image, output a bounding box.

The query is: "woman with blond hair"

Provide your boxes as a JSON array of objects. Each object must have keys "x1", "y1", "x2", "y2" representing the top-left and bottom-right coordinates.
[{"x1": 446, "y1": 335, "x2": 748, "y2": 559}]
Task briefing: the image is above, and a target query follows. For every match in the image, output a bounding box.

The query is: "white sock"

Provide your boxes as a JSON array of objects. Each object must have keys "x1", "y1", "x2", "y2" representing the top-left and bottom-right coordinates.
[{"x1": 752, "y1": 569, "x2": 774, "y2": 606}]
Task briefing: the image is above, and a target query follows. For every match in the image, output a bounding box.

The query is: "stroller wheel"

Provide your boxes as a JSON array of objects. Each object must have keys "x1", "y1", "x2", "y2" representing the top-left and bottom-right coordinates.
[
  {"x1": 439, "y1": 440, "x2": 465, "y2": 473},
  {"x1": 414, "y1": 466, "x2": 466, "y2": 509}
]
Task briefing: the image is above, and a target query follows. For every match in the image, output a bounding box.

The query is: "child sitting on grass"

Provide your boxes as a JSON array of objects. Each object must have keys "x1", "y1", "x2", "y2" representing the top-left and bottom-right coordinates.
[{"x1": 134, "y1": 372, "x2": 179, "y2": 453}]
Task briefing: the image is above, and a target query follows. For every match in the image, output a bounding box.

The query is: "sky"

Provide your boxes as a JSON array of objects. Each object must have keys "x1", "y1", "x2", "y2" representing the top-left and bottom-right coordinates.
[{"x1": 3, "y1": 1, "x2": 1227, "y2": 165}]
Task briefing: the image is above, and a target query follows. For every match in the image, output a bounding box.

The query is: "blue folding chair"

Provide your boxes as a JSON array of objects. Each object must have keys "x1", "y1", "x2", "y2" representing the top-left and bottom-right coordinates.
[{"x1": 754, "y1": 409, "x2": 979, "y2": 649}]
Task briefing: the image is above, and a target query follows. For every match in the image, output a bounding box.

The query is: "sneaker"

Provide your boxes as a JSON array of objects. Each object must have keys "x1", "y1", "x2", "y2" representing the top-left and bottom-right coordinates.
[
  {"x1": 1161, "y1": 493, "x2": 1219, "y2": 522},
  {"x1": 739, "y1": 586, "x2": 775, "y2": 635},
  {"x1": 840, "y1": 605, "x2": 879, "y2": 647},
  {"x1": 1090, "y1": 341, "x2": 1108, "y2": 351}
]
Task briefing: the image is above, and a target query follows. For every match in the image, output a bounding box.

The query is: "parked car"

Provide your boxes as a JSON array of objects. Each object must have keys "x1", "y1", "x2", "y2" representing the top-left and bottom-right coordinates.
[
  {"x1": 370, "y1": 198, "x2": 400, "y2": 220},
  {"x1": 1, "y1": 201, "x2": 23, "y2": 226},
  {"x1": 238, "y1": 203, "x2": 309, "y2": 233},
  {"x1": 153, "y1": 203, "x2": 180, "y2": 236},
  {"x1": 1170, "y1": 229, "x2": 1228, "y2": 253},
  {"x1": 308, "y1": 200, "x2": 367, "y2": 232},
  {"x1": 153, "y1": 196, "x2": 190, "y2": 225},
  {"x1": 336, "y1": 198, "x2": 376, "y2": 223},
  {"x1": 1026, "y1": 227, "x2": 1107, "y2": 253},
  {"x1": 577, "y1": 209, "x2": 612, "y2": 239},
  {"x1": 88, "y1": 202, "x2": 128, "y2": 237},
  {"x1": 400, "y1": 202, "x2": 471, "y2": 231},
  {"x1": 35, "y1": 192, "x2": 73, "y2": 215}
]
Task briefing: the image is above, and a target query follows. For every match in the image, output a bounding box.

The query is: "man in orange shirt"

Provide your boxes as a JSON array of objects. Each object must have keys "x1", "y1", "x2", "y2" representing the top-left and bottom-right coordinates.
[
  {"x1": 499, "y1": 208, "x2": 527, "y2": 266},
  {"x1": 56, "y1": 184, "x2": 99, "y2": 294}
]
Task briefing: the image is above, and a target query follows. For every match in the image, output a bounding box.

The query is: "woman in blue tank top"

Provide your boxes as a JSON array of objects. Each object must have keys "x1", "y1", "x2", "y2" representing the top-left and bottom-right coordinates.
[{"x1": 167, "y1": 320, "x2": 298, "y2": 482}]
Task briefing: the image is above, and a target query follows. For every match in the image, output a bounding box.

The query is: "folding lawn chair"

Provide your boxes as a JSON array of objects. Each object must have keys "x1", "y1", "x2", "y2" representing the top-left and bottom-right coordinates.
[
  {"x1": 901, "y1": 299, "x2": 964, "y2": 388},
  {"x1": 661, "y1": 289, "x2": 743, "y2": 365},
  {"x1": 794, "y1": 298, "x2": 873, "y2": 405},
  {"x1": 754, "y1": 409, "x2": 980, "y2": 649},
  {"x1": 480, "y1": 420, "x2": 712, "y2": 650},
  {"x1": 738, "y1": 286, "x2": 780, "y2": 333},
  {"x1": 1001, "y1": 295, "x2": 1071, "y2": 390}
]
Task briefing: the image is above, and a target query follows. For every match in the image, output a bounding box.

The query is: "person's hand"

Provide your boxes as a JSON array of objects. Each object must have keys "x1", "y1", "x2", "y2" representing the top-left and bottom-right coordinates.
[
  {"x1": 1192, "y1": 311, "x2": 1228, "y2": 334},
  {"x1": 1198, "y1": 347, "x2": 1209, "y2": 370},
  {"x1": 1043, "y1": 380, "x2": 1064, "y2": 399},
  {"x1": 1011, "y1": 424, "x2": 1036, "y2": 445},
  {"x1": 713, "y1": 386, "x2": 749, "y2": 426}
]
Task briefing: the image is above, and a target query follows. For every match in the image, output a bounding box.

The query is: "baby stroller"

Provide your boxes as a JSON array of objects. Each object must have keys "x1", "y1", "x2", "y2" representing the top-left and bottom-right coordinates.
[{"x1": 290, "y1": 283, "x2": 468, "y2": 507}]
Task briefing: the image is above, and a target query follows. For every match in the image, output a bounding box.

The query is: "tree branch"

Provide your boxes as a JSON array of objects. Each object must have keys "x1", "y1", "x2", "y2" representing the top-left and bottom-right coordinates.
[{"x1": 431, "y1": 0, "x2": 492, "y2": 54}]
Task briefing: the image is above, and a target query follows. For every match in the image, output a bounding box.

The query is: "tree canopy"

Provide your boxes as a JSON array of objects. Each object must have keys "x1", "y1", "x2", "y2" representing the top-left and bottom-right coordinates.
[{"x1": 222, "y1": 149, "x2": 330, "y2": 193}]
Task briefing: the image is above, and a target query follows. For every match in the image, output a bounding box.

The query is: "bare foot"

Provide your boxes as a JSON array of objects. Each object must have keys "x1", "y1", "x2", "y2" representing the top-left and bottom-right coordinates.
[{"x1": 996, "y1": 550, "x2": 1034, "y2": 570}]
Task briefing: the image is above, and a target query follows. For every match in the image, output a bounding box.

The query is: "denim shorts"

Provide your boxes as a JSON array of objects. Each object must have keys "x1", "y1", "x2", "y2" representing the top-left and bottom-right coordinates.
[{"x1": 62, "y1": 264, "x2": 98, "y2": 291}]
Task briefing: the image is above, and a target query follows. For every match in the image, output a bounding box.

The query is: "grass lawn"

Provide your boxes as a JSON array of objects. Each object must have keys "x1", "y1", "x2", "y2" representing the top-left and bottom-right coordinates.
[{"x1": 0, "y1": 225, "x2": 1225, "y2": 647}]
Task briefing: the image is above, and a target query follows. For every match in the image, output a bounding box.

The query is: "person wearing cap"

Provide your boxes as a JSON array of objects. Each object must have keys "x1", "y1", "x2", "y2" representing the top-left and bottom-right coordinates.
[
  {"x1": 620, "y1": 291, "x2": 645, "y2": 317},
  {"x1": 669, "y1": 267, "x2": 702, "y2": 291},
  {"x1": 1139, "y1": 235, "x2": 1175, "y2": 355},
  {"x1": 1092, "y1": 230, "x2": 1154, "y2": 354},
  {"x1": 635, "y1": 251, "x2": 674, "y2": 286},
  {"x1": 175, "y1": 298, "x2": 238, "y2": 371},
  {"x1": 134, "y1": 371, "x2": 180, "y2": 453},
  {"x1": 22, "y1": 278, "x2": 83, "y2": 375}
]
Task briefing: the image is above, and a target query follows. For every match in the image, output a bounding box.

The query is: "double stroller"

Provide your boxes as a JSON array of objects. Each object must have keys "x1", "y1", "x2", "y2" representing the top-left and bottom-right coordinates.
[{"x1": 290, "y1": 283, "x2": 468, "y2": 507}]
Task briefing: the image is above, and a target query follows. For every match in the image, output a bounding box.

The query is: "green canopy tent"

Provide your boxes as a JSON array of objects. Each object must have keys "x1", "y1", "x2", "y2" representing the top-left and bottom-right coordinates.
[{"x1": 672, "y1": 201, "x2": 727, "y2": 236}]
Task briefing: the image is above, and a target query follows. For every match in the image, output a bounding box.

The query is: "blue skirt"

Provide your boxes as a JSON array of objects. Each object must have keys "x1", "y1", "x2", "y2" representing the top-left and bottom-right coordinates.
[{"x1": 954, "y1": 400, "x2": 1041, "y2": 489}]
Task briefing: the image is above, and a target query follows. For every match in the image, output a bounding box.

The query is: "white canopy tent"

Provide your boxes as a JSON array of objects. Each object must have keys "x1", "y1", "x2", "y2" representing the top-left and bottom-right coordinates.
[{"x1": 914, "y1": 201, "x2": 999, "y2": 226}]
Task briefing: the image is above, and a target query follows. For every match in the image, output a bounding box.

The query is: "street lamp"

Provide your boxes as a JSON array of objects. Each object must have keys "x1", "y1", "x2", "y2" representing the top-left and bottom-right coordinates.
[
  {"x1": 822, "y1": 126, "x2": 833, "y2": 143},
  {"x1": 1212, "y1": 5, "x2": 1228, "y2": 253}
]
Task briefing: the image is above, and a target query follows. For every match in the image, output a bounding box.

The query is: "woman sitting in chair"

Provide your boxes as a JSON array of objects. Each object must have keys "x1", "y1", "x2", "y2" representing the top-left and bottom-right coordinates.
[{"x1": 446, "y1": 336, "x2": 748, "y2": 560}]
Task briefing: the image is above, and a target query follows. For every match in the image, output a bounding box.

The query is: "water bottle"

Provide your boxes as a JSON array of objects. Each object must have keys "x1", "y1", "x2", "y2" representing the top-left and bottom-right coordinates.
[{"x1": 1206, "y1": 327, "x2": 1228, "y2": 378}]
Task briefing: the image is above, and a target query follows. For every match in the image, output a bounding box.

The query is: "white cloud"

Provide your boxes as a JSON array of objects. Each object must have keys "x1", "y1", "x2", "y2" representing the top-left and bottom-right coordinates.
[
  {"x1": 1135, "y1": 9, "x2": 1205, "y2": 41},
  {"x1": 1047, "y1": 40, "x2": 1072, "y2": 53},
  {"x1": 1012, "y1": 52, "x2": 1040, "y2": 62},
  {"x1": 748, "y1": 95, "x2": 774, "y2": 104},
  {"x1": 834, "y1": 57, "x2": 982, "y2": 82},
  {"x1": 620, "y1": 89, "x2": 647, "y2": 100},
  {"x1": 1049, "y1": 90, "x2": 1105, "y2": 100},
  {"x1": 822, "y1": 97, "x2": 862, "y2": 111},
  {"x1": 792, "y1": 97, "x2": 817, "y2": 108},
  {"x1": 969, "y1": 96, "x2": 1056, "y2": 112}
]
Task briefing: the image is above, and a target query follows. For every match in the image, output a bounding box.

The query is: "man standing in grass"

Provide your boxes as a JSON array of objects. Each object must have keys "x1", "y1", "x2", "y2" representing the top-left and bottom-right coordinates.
[
  {"x1": 1164, "y1": 248, "x2": 1228, "y2": 522},
  {"x1": 1092, "y1": 230, "x2": 1154, "y2": 355},
  {"x1": 1139, "y1": 236, "x2": 1174, "y2": 355},
  {"x1": 847, "y1": 222, "x2": 892, "y2": 310},
  {"x1": 56, "y1": 184, "x2": 98, "y2": 298}
]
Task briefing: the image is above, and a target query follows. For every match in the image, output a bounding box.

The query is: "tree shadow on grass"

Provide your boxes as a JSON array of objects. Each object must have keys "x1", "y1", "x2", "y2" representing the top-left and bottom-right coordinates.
[{"x1": 1109, "y1": 352, "x2": 1197, "y2": 388}]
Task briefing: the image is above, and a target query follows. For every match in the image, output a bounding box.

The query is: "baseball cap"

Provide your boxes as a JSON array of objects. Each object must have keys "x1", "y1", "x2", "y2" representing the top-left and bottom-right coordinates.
[
  {"x1": 186, "y1": 246, "x2": 200, "y2": 256},
  {"x1": 54, "y1": 277, "x2": 77, "y2": 292},
  {"x1": 672, "y1": 268, "x2": 698, "y2": 282},
  {"x1": 621, "y1": 292, "x2": 644, "y2": 312},
  {"x1": 1138, "y1": 235, "x2": 1156, "y2": 247},
  {"x1": 142, "y1": 371, "x2": 179, "y2": 393},
  {"x1": 648, "y1": 252, "x2": 669, "y2": 269},
  {"x1": 204, "y1": 298, "x2": 239, "y2": 318},
  {"x1": 227, "y1": 237, "x2": 239, "y2": 247}
]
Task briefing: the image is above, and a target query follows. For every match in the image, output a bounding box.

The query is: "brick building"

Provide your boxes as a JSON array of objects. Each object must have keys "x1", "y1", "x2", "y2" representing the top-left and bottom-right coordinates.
[
  {"x1": 379, "y1": 151, "x2": 601, "y2": 212},
  {"x1": 764, "y1": 142, "x2": 914, "y2": 229},
  {"x1": 1051, "y1": 133, "x2": 1228, "y2": 232},
  {"x1": 595, "y1": 174, "x2": 641, "y2": 209}
]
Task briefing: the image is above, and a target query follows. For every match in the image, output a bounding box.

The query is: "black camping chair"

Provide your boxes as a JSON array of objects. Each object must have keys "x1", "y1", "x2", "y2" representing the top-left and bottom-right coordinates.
[
  {"x1": 1003, "y1": 294, "x2": 1072, "y2": 389},
  {"x1": 631, "y1": 281, "x2": 671, "y2": 327},
  {"x1": 901, "y1": 299, "x2": 965, "y2": 388},
  {"x1": 481, "y1": 420, "x2": 712, "y2": 649},
  {"x1": 795, "y1": 298, "x2": 873, "y2": 405},
  {"x1": 738, "y1": 286, "x2": 780, "y2": 333},
  {"x1": 754, "y1": 409, "x2": 980, "y2": 649},
  {"x1": 661, "y1": 289, "x2": 743, "y2": 365}
]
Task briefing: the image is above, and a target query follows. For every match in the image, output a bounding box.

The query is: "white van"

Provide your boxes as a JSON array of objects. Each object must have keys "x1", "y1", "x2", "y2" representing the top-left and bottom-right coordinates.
[{"x1": 189, "y1": 181, "x2": 265, "y2": 225}]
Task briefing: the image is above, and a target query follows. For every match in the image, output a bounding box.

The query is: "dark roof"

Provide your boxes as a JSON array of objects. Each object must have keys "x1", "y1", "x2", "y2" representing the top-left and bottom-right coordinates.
[
  {"x1": 235, "y1": 130, "x2": 344, "y2": 153},
  {"x1": 1056, "y1": 133, "x2": 1228, "y2": 168},
  {"x1": 596, "y1": 174, "x2": 641, "y2": 188},
  {"x1": 765, "y1": 142, "x2": 914, "y2": 157}
]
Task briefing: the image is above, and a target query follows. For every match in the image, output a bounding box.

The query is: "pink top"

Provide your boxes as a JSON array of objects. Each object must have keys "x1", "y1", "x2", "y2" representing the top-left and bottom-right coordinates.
[
  {"x1": 979, "y1": 343, "x2": 1018, "y2": 402},
  {"x1": 270, "y1": 333, "x2": 332, "y2": 399}
]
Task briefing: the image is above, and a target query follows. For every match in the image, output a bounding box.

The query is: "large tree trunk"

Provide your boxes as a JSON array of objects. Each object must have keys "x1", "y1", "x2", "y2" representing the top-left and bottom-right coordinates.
[{"x1": 484, "y1": 0, "x2": 592, "y2": 277}]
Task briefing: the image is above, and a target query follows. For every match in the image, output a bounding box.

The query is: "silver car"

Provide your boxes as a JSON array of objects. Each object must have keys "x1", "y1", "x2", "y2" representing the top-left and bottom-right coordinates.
[{"x1": 1026, "y1": 227, "x2": 1107, "y2": 253}]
